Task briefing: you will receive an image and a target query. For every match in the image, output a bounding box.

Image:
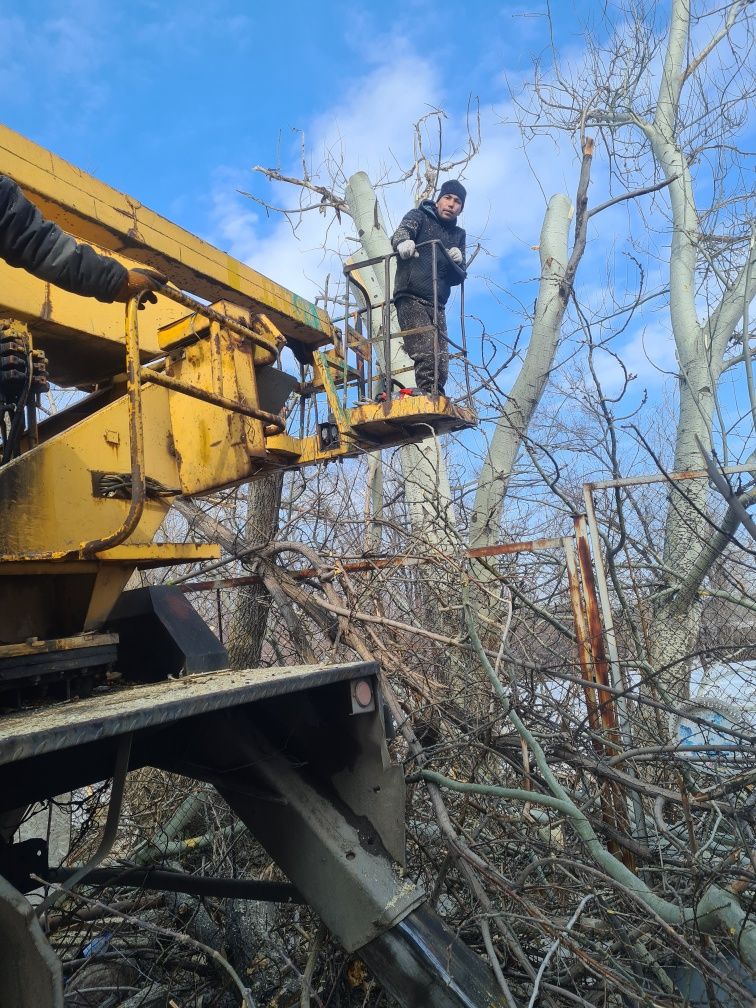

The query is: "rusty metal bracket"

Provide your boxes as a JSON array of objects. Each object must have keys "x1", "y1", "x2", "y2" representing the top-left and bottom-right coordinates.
[{"x1": 154, "y1": 281, "x2": 280, "y2": 358}]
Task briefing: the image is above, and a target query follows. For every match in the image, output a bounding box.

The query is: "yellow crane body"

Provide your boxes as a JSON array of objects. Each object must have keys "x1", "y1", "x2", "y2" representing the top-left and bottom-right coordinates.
[
  {"x1": 0, "y1": 126, "x2": 475, "y2": 645},
  {"x1": 0, "y1": 128, "x2": 504, "y2": 1008}
]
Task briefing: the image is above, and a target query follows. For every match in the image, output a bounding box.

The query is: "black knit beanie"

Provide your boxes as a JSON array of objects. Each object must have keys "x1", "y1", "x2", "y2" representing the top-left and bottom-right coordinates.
[{"x1": 438, "y1": 179, "x2": 466, "y2": 207}]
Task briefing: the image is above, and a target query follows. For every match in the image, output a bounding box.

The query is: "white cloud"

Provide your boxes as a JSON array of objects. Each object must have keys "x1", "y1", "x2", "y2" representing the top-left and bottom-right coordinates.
[
  {"x1": 208, "y1": 174, "x2": 262, "y2": 262},
  {"x1": 207, "y1": 172, "x2": 345, "y2": 303},
  {"x1": 0, "y1": 3, "x2": 112, "y2": 121},
  {"x1": 204, "y1": 52, "x2": 445, "y2": 299},
  {"x1": 204, "y1": 43, "x2": 577, "y2": 313},
  {"x1": 308, "y1": 55, "x2": 443, "y2": 185}
]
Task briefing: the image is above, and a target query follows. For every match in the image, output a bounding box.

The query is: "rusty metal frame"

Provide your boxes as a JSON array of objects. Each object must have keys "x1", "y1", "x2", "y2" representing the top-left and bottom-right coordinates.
[
  {"x1": 171, "y1": 464, "x2": 756, "y2": 864},
  {"x1": 179, "y1": 463, "x2": 756, "y2": 748},
  {"x1": 179, "y1": 532, "x2": 618, "y2": 749},
  {"x1": 177, "y1": 528, "x2": 639, "y2": 859},
  {"x1": 571, "y1": 516, "x2": 620, "y2": 746},
  {"x1": 176, "y1": 536, "x2": 570, "y2": 592},
  {"x1": 466, "y1": 531, "x2": 626, "y2": 766},
  {"x1": 342, "y1": 241, "x2": 470, "y2": 401}
]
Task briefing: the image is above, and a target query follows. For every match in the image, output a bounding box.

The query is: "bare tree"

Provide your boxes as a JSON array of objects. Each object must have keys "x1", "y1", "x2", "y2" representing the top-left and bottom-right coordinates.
[
  {"x1": 251, "y1": 113, "x2": 599, "y2": 672},
  {"x1": 513, "y1": 0, "x2": 756, "y2": 698}
]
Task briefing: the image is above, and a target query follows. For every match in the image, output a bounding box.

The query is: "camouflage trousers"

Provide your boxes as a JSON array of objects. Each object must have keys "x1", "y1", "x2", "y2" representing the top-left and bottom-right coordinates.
[{"x1": 395, "y1": 296, "x2": 448, "y2": 395}]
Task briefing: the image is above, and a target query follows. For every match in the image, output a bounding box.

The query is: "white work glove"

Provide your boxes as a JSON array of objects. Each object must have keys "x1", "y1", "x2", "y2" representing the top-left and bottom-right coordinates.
[
  {"x1": 396, "y1": 239, "x2": 418, "y2": 260},
  {"x1": 447, "y1": 247, "x2": 463, "y2": 265}
]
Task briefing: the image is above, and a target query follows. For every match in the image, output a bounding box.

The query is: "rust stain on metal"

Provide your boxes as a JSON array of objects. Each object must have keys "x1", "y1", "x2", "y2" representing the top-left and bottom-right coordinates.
[
  {"x1": 143, "y1": 367, "x2": 284, "y2": 432},
  {"x1": 468, "y1": 537, "x2": 564, "y2": 558},
  {"x1": 159, "y1": 285, "x2": 279, "y2": 357},
  {"x1": 0, "y1": 302, "x2": 147, "y2": 563},
  {"x1": 573, "y1": 515, "x2": 634, "y2": 869},
  {"x1": 181, "y1": 536, "x2": 590, "y2": 592}
]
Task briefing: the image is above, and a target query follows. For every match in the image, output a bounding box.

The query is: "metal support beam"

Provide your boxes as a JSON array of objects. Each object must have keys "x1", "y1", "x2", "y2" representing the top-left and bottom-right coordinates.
[
  {"x1": 0, "y1": 875, "x2": 62, "y2": 1008},
  {"x1": 361, "y1": 904, "x2": 508, "y2": 1008},
  {"x1": 154, "y1": 681, "x2": 419, "y2": 952},
  {"x1": 0, "y1": 661, "x2": 507, "y2": 1006}
]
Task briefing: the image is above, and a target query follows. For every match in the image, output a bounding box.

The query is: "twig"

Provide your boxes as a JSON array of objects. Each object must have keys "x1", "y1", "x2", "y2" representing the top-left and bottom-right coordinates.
[
  {"x1": 586, "y1": 174, "x2": 679, "y2": 219},
  {"x1": 33, "y1": 878, "x2": 257, "y2": 1008},
  {"x1": 527, "y1": 894, "x2": 595, "y2": 1008},
  {"x1": 300, "y1": 922, "x2": 326, "y2": 1008}
]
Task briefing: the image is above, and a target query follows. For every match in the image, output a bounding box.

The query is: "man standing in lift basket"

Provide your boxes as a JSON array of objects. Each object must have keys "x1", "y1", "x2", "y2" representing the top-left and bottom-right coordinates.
[
  {"x1": 390, "y1": 179, "x2": 466, "y2": 397},
  {"x1": 0, "y1": 174, "x2": 163, "y2": 303}
]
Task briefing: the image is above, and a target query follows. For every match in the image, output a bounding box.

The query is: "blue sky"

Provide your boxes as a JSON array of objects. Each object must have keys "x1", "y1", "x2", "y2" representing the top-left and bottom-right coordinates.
[
  {"x1": 0, "y1": 1, "x2": 598, "y2": 384},
  {"x1": 1, "y1": 0, "x2": 564, "y2": 222},
  {"x1": 2, "y1": 0, "x2": 753, "y2": 470}
]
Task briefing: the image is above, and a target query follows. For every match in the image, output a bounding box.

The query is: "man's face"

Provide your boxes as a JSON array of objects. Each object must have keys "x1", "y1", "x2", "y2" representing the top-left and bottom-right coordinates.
[{"x1": 436, "y1": 193, "x2": 462, "y2": 221}]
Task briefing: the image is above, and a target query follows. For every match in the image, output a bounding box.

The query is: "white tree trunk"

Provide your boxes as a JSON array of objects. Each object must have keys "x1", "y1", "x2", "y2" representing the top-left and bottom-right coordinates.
[
  {"x1": 469, "y1": 194, "x2": 573, "y2": 550},
  {"x1": 642, "y1": 0, "x2": 756, "y2": 693}
]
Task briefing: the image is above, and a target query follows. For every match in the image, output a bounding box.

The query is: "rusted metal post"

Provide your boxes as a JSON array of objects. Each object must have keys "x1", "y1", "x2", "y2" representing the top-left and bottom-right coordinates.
[
  {"x1": 574, "y1": 512, "x2": 647, "y2": 851},
  {"x1": 581, "y1": 484, "x2": 626, "y2": 729},
  {"x1": 580, "y1": 463, "x2": 756, "y2": 741},
  {"x1": 563, "y1": 536, "x2": 603, "y2": 740},
  {"x1": 572, "y1": 516, "x2": 621, "y2": 745},
  {"x1": 570, "y1": 518, "x2": 635, "y2": 867}
]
